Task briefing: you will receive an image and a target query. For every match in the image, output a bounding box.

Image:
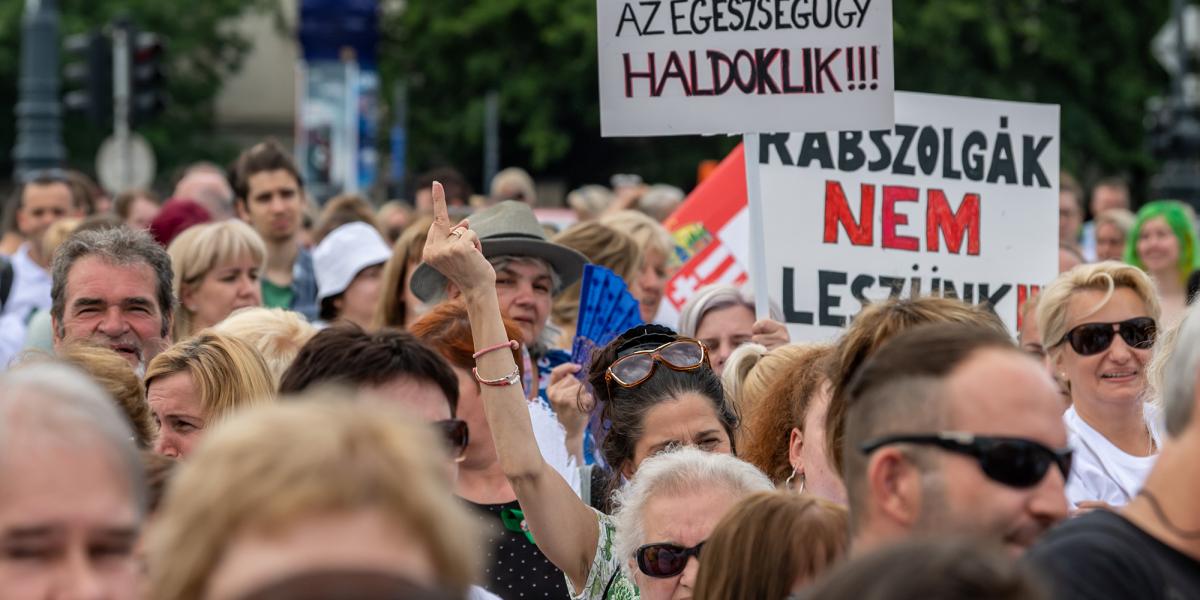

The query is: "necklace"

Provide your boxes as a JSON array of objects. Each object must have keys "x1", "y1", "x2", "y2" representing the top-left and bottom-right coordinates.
[{"x1": 1136, "y1": 489, "x2": 1200, "y2": 540}]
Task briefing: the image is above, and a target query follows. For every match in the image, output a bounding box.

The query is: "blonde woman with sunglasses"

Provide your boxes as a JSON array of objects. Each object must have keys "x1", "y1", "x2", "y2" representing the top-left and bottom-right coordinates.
[
  {"x1": 421, "y1": 183, "x2": 769, "y2": 600},
  {"x1": 1038, "y1": 262, "x2": 1163, "y2": 509}
]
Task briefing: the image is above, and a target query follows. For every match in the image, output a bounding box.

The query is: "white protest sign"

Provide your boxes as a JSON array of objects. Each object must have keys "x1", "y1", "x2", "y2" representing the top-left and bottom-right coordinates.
[
  {"x1": 596, "y1": 0, "x2": 895, "y2": 136},
  {"x1": 752, "y1": 92, "x2": 1060, "y2": 341}
]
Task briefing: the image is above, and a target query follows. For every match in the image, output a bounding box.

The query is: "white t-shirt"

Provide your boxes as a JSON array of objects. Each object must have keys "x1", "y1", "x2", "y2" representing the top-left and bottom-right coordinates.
[{"x1": 1063, "y1": 404, "x2": 1162, "y2": 508}]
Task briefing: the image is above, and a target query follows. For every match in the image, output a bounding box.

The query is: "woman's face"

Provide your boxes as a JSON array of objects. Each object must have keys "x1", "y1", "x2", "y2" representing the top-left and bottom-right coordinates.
[
  {"x1": 494, "y1": 260, "x2": 554, "y2": 344},
  {"x1": 1056, "y1": 287, "x2": 1152, "y2": 409},
  {"x1": 633, "y1": 487, "x2": 737, "y2": 600},
  {"x1": 183, "y1": 255, "x2": 262, "y2": 333},
  {"x1": 636, "y1": 247, "x2": 670, "y2": 323},
  {"x1": 126, "y1": 197, "x2": 159, "y2": 231},
  {"x1": 203, "y1": 508, "x2": 438, "y2": 600},
  {"x1": 336, "y1": 264, "x2": 385, "y2": 330},
  {"x1": 1135, "y1": 217, "x2": 1180, "y2": 275},
  {"x1": 451, "y1": 366, "x2": 492, "y2": 465},
  {"x1": 694, "y1": 304, "x2": 755, "y2": 376},
  {"x1": 148, "y1": 371, "x2": 206, "y2": 459},
  {"x1": 791, "y1": 381, "x2": 847, "y2": 504},
  {"x1": 1095, "y1": 222, "x2": 1127, "y2": 263},
  {"x1": 626, "y1": 392, "x2": 732, "y2": 477}
]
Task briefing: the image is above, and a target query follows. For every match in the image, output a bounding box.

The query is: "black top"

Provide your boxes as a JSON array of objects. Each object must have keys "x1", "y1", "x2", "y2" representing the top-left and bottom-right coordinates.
[
  {"x1": 468, "y1": 500, "x2": 570, "y2": 599},
  {"x1": 1026, "y1": 510, "x2": 1200, "y2": 600}
]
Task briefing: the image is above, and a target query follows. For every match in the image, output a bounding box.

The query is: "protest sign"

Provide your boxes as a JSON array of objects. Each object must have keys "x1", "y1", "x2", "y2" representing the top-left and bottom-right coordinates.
[
  {"x1": 754, "y1": 92, "x2": 1059, "y2": 341},
  {"x1": 596, "y1": 0, "x2": 896, "y2": 136}
]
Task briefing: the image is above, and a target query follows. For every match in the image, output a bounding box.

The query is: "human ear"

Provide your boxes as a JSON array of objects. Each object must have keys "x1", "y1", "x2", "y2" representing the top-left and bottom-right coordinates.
[{"x1": 866, "y1": 449, "x2": 924, "y2": 528}]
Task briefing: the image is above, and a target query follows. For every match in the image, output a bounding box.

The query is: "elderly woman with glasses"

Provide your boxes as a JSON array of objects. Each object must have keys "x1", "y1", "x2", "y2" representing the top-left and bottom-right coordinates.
[
  {"x1": 1037, "y1": 262, "x2": 1164, "y2": 509},
  {"x1": 420, "y1": 183, "x2": 773, "y2": 600}
]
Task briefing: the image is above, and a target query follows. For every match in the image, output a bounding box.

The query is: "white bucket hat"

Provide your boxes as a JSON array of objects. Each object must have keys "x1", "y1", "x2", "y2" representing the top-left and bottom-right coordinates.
[{"x1": 314, "y1": 221, "x2": 393, "y2": 301}]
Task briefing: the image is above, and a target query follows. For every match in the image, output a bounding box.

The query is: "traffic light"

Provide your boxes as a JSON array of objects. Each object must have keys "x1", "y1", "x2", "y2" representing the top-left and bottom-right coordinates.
[
  {"x1": 62, "y1": 30, "x2": 112, "y2": 126},
  {"x1": 130, "y1": 30, "x2": 166, "y2": 126}
]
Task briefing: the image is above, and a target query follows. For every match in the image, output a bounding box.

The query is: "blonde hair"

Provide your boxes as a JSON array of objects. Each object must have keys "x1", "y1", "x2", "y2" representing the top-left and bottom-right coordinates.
[
  {"x1": 550, "y1": 222, "x2": 642, "y2": 336},
  {"x1": 211, "y1": 308, "x2": 317, "y2": 387},
  {"x1": 1094, "y1": 208, "x2": 1136, "y2": 236},
  {"x1": 600, "y1": 209, "x2": 673, "y2": 262},
  {"x1": 374, "y1": 216, "x2": 433, "y2": 330},
  {"x1": 57, "y1": 343, "x2": 156, "y2": 449},
  {"x1": 40, "y1": 217, "x2": 80, "y2": 261},
  {"x1": 145, "y1": 398, "x2": 480, "y2": 600},
  {"x1": 144, "y1": 332, "x2": 275, "y2": 424},
  {"x1": 722, "y1": 344, "x2": 816, "y2": 447},
  {"x1": 167, "y1": 220, "x2": 266, "y2": 340},
  {"x1": 1036, "y1": 261, "x2": 1161, "y2": 358}
]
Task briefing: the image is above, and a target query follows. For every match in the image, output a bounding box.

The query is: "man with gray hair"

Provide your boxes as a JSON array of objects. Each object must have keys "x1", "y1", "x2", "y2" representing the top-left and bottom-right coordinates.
[
  {"x1": 1028, "y1": 305, "x2": 1200, "y2": 598},
  {"x1": 0, "y1": 363, "x2": 145, "y2": 598},
  {"x1": 172, "y1": 161, "x2": 235, "y2": 221},
  {"x1": 845, "y1": 323, "x2": 1070, "y2": 556},
  {"x1": 50, "y1": 227, "x2": 174, "y2": 372}
]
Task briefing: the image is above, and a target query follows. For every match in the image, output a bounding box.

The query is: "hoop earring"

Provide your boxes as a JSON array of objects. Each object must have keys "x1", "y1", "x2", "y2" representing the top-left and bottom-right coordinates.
[{"x1": 784, "y1": 467, "x2": 797, "y2": 489}]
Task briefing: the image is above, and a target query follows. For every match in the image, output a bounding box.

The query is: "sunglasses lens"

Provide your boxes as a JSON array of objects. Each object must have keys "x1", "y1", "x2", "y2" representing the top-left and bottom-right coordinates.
[
  {"x1": 638, "y1": 544, "x2": 687, "y2": 578},
  {"x1": 1068, "y1": 324, "x2": 1114, "y2": 356},
  {"x1": 1120, "y1": 318, "x2": 1157, "y2": 349},
  {"x1": 659, "y1": 341, "x2": 705, "y2": 369},
  {"x1": 612, "y1": 354, "x2": 654, "y2": 386},
  {"x1": 980, "y1": 441, "x2": 1050, "y2": 488},
  {"x1": 438, "y1": 420, "x2": 469, "y2": 461}
]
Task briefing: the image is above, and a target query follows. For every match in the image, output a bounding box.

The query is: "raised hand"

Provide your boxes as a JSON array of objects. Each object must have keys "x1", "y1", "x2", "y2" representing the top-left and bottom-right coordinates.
[
  {"x1": 751, "y1": 318, "x2": 791, "y2": 350},
  {"x1": 421, "y1": 181, "x2": 495, "y2": 293}
]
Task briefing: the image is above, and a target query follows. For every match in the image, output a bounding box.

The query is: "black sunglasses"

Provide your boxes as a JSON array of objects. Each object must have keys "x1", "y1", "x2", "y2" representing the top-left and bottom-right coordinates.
[
  {"x1": 435, "y1": 419, "x2": 469, "y2": 463},
  {"x1": 635, "y1": 541, "x2": 704, "y2": 578},
  {"x1": 1056, "y1": 317, "x2": 1156, "y2": 356},
  {"x1": 860, "y1": 432, "x2": 1072, "y2": 489}
]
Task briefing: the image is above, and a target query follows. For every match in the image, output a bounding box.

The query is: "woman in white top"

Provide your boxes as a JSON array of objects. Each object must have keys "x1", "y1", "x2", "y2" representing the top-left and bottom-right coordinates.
[{"x1": 1038, "y1": 262, "x2": 1163, "y2": 508}]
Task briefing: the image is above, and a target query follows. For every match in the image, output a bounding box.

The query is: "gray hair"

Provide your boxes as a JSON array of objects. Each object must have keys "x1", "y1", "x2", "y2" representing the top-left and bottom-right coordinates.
[
  {"x1": 1163, "y1": 302, "x2": 1200, "y2": 437},
  {"x1": 677, "y1": 284, "x2": 782, "y2": 338},
  {"x1": 51, "y1": 227, "x2": 175, "y2": 339},
  {"x1": 0, "y1": 363, "x2": 147, "y2": 515},
  {"x1": 612, "y1": 446, "x2": 772, "y2": 581}
]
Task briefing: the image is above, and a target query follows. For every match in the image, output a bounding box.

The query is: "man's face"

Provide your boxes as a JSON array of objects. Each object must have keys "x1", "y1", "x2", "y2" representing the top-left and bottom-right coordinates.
[
  {"x1": 237, "y1": 170, "x2": 302, "y2": 243},
  {"x1": 1058, "y1": 192, "x2": 1083, "y2": 245},
  {"x1": 0, "y1": 435, "x2": 140, "y2": 599},
  {"x1": 1090, "y1": 185, "x2": 1129, "y2": 216},
  {"x1": 494, "y1": 260, "x2": 554, "y2": 344},
  {"x1": 53, "y1": 256, "x2": 169, "y2": 372},
  {"x1": 175, "y1": 170, "x2": 234, "y2": 220},
  {"x1": 16, "y1": 182, "x2": 77, "y2": 244},
  {"x1": 920, "y1": 349, "x2": 1069, "y2": 554}
]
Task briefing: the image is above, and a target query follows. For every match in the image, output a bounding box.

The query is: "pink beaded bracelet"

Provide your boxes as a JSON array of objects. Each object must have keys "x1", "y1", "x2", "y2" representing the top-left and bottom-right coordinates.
[{"x1": 472, "y1": 339, "x2": 520, "y2": 359}]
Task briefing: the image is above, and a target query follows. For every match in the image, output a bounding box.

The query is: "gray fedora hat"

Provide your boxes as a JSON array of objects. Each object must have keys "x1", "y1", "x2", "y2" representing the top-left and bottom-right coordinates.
[{"x1": 410, "y1": 200, "x2": 589, "y2": 302}]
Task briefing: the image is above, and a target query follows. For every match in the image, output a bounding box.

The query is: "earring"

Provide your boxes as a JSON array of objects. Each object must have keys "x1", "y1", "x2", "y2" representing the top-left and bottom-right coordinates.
[
  {"x1": 796, "y1": 474, "x2": 806, "y2": 495},
  {"x1": 784, "y1": 467, "x2": 797, "y2": 489}
]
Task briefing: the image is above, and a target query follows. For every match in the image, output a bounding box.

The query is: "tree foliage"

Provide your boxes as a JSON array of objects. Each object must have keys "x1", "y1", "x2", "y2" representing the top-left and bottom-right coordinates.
[
  {"x1": 385, "y1": 0, "x2": 1171, "y2": 197},
  {"x1": 0, "y1": 0, "x2": 277, "y2": 186}
]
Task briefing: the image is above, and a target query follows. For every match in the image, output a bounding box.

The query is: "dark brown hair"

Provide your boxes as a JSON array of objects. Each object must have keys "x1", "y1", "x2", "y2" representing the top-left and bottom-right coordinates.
[
  {"x1": 739, "y1": 345, "x2": 834, "y2": 484},
  {"x1": 796, "y1": 536, "x2": 1048, "y2": 600},
  {"x1": 694, "y1": 491, "x2": 848, "y2": 600},
  {"x1": 586, "y1": 325, "x2": 736, "y2": 474},
  {"x1": 824, "y1": 297, "x2": 1006, "y2": 475},
  {"x1": 232, "y1": 139, "x2": 304, "y2": 205},
  {"x1": 313, "y1": 193, "x2": 380, "y2": 245},
  {"x1": 279, "y1": 325, "x2": 460, "y2": 416}
]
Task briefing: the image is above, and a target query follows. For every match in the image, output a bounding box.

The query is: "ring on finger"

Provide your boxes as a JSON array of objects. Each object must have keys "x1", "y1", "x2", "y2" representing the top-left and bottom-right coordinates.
[{"x1": 451, "y1": 229, "x2": 465, "y2": 238}]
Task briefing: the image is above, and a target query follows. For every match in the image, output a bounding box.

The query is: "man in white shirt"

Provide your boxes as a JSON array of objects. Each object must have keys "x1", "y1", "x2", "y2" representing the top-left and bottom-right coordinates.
[{"x1": 0, "y1": 173, "x2": 82, "y2": 368}]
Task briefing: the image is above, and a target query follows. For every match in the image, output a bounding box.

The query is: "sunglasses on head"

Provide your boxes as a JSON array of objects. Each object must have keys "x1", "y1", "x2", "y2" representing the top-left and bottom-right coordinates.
[
  {"x1": 635, "y1": 541, "x2": 704, "y2": 578},
  {"x1": 860, "y1": 432, "x2": 1072, "y2": 489},
  {"x1": 1056, "y1": 317, "x2": 1156, "y2": 356},
  {"x1": 435, "y1": 419, "x2": 469, "y2": 463},
  {"x1": 605, "y1": 339, "x2": 708, "y2": 392}
]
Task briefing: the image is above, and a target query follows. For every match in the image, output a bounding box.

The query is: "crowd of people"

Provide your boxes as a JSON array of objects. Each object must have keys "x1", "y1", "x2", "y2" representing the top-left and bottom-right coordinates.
[{"x1": 0, "y1": 140, "x2": 1196, "y2": 600}]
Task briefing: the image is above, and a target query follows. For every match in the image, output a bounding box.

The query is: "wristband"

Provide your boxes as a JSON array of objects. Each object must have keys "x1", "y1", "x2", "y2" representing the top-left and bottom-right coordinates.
[
  {"x1": 473, "y1": 340, "x2": 520, "y2": 359},
  {"x1": 473, "y1": 366, "x2": 521, "y2": 387}
]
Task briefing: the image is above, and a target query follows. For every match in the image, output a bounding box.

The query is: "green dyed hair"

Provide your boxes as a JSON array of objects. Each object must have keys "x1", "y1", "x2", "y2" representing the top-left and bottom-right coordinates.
[{"x1": 1124, "y1": 200, "x2": 1200, "y2": 284}]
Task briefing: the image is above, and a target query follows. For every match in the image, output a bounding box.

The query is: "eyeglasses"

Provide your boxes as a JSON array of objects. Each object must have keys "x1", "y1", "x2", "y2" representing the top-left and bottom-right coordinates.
[
  {"x1": 605, "y1": 339, "x2": 708, "y2": 391},
  {"x1": 1056, "y1": 317, "x2": 1156, "y2": 356},
  {"x1": 635, "y1": 541, "x2": 705, "y2": 578},
  {"x1": 435, "y1": 419, "x2": 469, "y2": 463},
  {"x1": 860, "y1": 432, "x2": 1072, "y2": 489}
]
